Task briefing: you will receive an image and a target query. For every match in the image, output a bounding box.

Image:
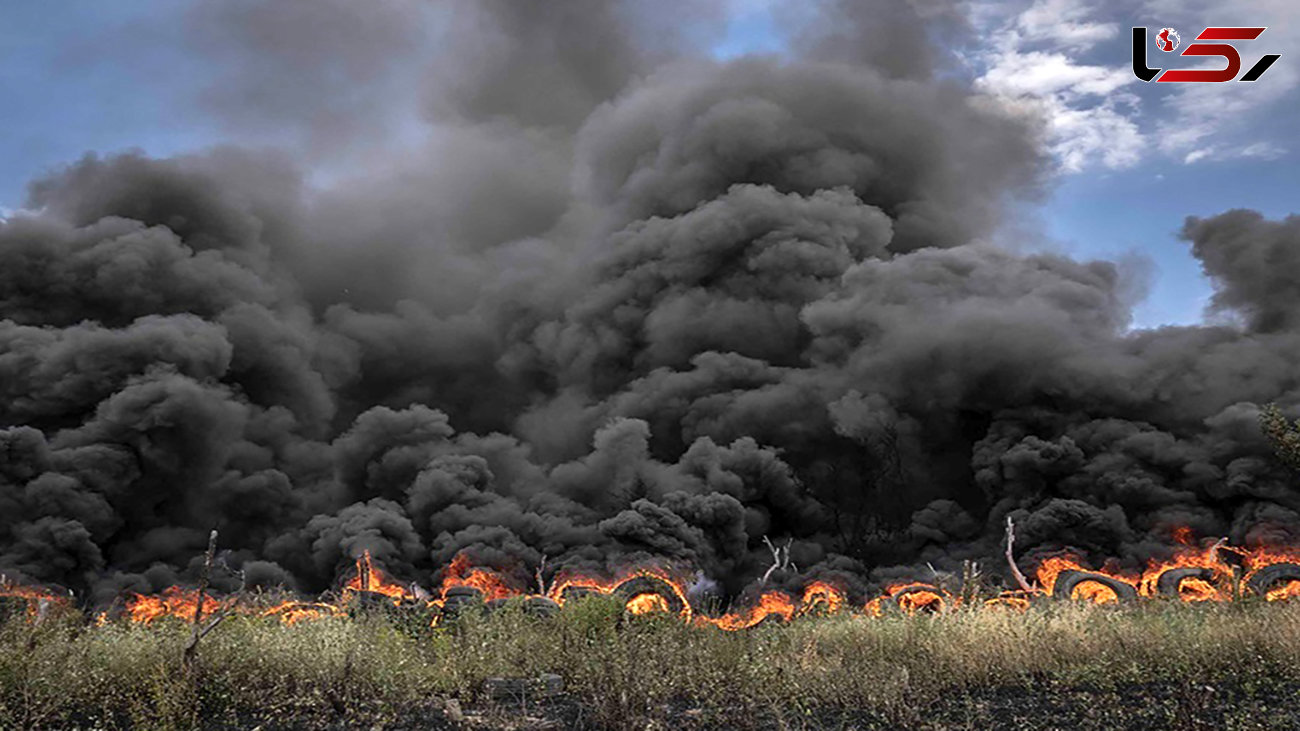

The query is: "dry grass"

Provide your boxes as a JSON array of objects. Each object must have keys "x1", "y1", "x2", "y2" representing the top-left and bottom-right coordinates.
[{"x1": 3, "y1": 597, "x2": 1300, "y2": 729}]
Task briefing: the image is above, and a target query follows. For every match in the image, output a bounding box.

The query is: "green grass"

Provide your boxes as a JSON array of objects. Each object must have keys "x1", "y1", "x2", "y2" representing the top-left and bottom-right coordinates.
[{"x1": 3, "y1": 597, "x2": 1300, "y2": 729}]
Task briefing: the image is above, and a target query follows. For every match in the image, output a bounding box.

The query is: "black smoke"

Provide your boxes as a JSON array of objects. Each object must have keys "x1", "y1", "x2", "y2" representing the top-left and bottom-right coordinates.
[{"x1": 2, "y1": 0, "x2": 1299, "y2": 604}]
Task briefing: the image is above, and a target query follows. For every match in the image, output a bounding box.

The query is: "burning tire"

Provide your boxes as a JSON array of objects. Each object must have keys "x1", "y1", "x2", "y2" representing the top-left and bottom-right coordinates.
[
  {"x1": 890, "y1": 585, "x2": 948, "y2": 615},
  {"x1": 612, "y1": 576, "x2": 686, "y2": 616},
  {"x1": 983, "y1": 590, "x2": 1037, "y2": 611},
  {"x1": 1153, "y1": 567, "x2": 1227, "y2": 601},
  {"x1": 1246, "y1": 563, "x2": 1300, "y2": 599},
  {"x1": 553, "y1": 585, "x2": 598, "y2": 606},
  {"x1": 1051, "y1": 570, "x2": 1138, "y2": 603},
  {"x1": 1154, "y1": 567, "x2": 1215, "y2": 596}
]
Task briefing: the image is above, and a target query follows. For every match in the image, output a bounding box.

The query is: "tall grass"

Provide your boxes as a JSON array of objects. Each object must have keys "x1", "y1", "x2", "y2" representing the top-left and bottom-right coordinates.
[{"x1": 3, "y1": 597, "x2": 1299, "y2": 729}]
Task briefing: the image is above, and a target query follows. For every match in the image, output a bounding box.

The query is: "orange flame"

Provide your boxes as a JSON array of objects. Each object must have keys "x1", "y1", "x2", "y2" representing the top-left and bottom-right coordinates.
[
  {"x1": 984, "y1": 591, "x2": 1033, "y2": 611},
  {"x1": 261, "y1": 601, "x2": 344, "y2": 626},
  {"x1": 125, "y1": 586, "x2": 226, "y2": 624},
  {"x1": 799, "y1": 581, "x2": 846, "y2": 615},
  {"x1": 1266, "y1": 580, "x2": 1300, "y2": 602},
  {"x1": 889, "y1": 583, "x2": 948, "y2": 615},
  {"x1": 1034, "y1": 555, "x2": 1138, "y2": 598},
  {"x1": 342, "y1": 551, "x2": 415, "y2": 605},
  {"x1": 1235, "y1": 543, "x2": 1300, "y2": 599},
  {"x1": 79, "y1": 527, "x2": 1300, "y2": 632},
  {"x1": 546, "y1": 565, "x2": 693, "y2": 621},
  {"x1": 625, "y1": 593, "x2": 670, "y2": 615},
  {"x1": 437, "y1": 552, "x2": 519, "y2": 602},
  {"x1": 1071, "y1": 581, "x2": 1118, "y2": 605},
  {"x1": 1136, "y1": 531, "x2": 1233, "y2": 602},
  {"x1": 700, "y1": 591, "x2": 796, "y2": 630},
  {"x1": 0, "y1": 580, "x2": 69, "y2": 619}
]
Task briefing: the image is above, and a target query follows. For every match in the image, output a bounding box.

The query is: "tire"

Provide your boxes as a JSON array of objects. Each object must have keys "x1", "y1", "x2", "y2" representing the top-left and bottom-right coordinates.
[
  {"x1": 1154, "y1": 567, "x2": 1217, "y2": 597},
  {"x1": 1051, "y1": 570, "x2": 1138, "y2": 602},
  {"x1": 891, "y1": 585, "x2": 948, "y2": 614},
  {"x1": 440, "y1": 586, "x2": 485, "y2": 618},
  {"x1": 554, "y1": 585, "x2": 597, "y2": 606},
  {"x1": 983, "y1": 591, "x2": 1036, "y2": 611},
  {"x1": 522, "y1": 596, "x2": 561, "y2": 618},
  {"x1": 443, "y1": 586, "x2": 483, "y2": 600},
  {"x1": 1246, "y1": 563, "x2": 1300, "y2": 598},
  {"x1": 612, "y1": 576, "x2": 686, "y2": 616}
]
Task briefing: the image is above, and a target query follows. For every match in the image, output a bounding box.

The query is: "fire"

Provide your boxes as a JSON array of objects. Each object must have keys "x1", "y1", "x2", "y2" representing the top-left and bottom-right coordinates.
[
  {"x1": 1177, "y1": 577, "x2": 1224, "y2": 602},
  {"x1": 1035, "y1": 555, "x2": 1138, "y2": 599},
  {"x1": 546, "y1": 566, "x2": 693, "y2": 620},
  {"x1": 125, "y1": 586, "x2": 226, "y2": 624},
  {"x1": 890, "y1": 584, "x2": 947, "y2": 615},
  {"x1": 342, "y1": 551, "x2": 415, "y2": 605},
  {"x1": 1071, "y1": 581, "x2": 1118, "y2": 605},
  {"x1": 625, "y1": 593, "x2": 670, "y2": 615},
  {"x1": 437, "y1": 552, "x2": 519, "y2": 602},
  {"x1": 701, "y1": 591, "x2": 797, "y2": 630},
  {"x1": 1035, "y1": 556, "x2": 1087, "y2": 595},
  {"x1": 0, "y1": 579, "x2": 69, "y2": 617},
  {"x1": 799, "y1": 581, "x2": 846, "y2": 615},
  {"x1": 1235, "y1": 543, "x2": 1300, "y2": 599},
  {"x1": 1266, "y1": 580, "x2": 1300, "y2": 602},
  {"x1": 56, "y1": 525, "x2": 1300, "y2": 632},
  {"x1": 984, "y1": 591, "x2": 1033, "y2": 611},
  {"x1": 1136, "y1": 532, "x2": 1233, "y2": 602},
  {"x1": 262, "y1": 601, "x2": 344, "y2": 626}
]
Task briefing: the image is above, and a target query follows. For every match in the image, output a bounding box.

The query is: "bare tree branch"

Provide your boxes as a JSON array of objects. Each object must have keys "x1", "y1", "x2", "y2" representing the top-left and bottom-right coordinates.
[
  {"x1": 183, "y1": 530, "x2": 219, "y2": 668},
  {"x1": 1004, "y1": 516, "x2": 1034, "y2": 593}
]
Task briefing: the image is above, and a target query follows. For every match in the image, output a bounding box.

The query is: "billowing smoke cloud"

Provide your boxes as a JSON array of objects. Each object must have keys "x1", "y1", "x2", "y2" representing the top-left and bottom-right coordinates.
[{"x1": 3, "y1": 0, "x2": 1299, "y2": 604}]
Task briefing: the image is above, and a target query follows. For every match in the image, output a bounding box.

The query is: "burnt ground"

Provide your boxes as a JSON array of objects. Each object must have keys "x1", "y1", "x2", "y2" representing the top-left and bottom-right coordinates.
[{"x1": 195, "y1": 677, "x2": 1300, "y2": 730}]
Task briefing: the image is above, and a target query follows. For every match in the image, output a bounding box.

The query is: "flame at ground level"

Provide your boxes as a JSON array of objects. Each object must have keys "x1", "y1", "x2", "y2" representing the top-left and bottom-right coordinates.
[
  {"x1": 21, "y1": 529, "x2": 1300, "y2": 630},
  {"x1": 126, "y1": 586, "x2": 227, "y2": 624},
  {"x1": 1266, "y1": 580, "x2": 1300, "y2": 602},
  {"x1": 625, "y1": 593, "x2": 670, "y2": 615}
]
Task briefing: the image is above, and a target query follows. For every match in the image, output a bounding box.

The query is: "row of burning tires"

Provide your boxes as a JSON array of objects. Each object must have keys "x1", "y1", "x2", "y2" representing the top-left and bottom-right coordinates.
[
  {"x1": 436, "y1": 576, "x2": 688, "y2": 620},
  {"x1": 1044, "y1": 562, "x2": 1300, "y2": 603},
  {"x1": 388, "y1": 562, "x2": 1300, "y2": 625}
]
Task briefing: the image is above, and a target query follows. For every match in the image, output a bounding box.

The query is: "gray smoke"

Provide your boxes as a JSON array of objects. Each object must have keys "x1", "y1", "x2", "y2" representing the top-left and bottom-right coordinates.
[{"x1": 2, "y1": 0, "x2": 1298, "y2": 603}]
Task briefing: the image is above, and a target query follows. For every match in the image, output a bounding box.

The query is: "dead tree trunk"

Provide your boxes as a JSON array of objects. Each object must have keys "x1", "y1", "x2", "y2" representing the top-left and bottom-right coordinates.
[
  {"x1": 1004, "y1": 516, "x2": 1034, "y2": 593},
  {"x1": 182, "y1": 530, "x2": 219, "y2": 669}
]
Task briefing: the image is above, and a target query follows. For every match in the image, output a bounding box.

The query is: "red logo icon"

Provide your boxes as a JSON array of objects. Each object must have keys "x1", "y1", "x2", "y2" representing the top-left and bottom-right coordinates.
[{"x1": 1132, "y1": 26, "x2": 1280, "y2": 82}]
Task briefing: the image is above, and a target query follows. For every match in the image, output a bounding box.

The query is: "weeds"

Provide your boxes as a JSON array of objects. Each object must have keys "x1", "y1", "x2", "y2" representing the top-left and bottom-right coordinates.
[{"x1": 2, "y1": 598, "x2": 1299, "y2": 729}]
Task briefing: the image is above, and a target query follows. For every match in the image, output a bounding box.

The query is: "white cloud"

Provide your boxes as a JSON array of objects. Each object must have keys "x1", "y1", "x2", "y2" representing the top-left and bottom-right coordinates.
[
  {"x1": 978, "y1": 50, "x2": 1131, "y2": 97},
  {"x1": 1016, "y1": 0, "x2": 1120, "y2": 50},
  {"x1": 1241, "y1": 141, "x2": 1286, "y2": 159},
  {"x1": 973, "y1": 0, "x2": 1142, "y2": 173}
]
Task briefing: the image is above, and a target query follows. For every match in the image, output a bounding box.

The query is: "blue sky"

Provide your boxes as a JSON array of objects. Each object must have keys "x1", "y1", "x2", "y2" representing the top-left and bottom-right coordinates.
[{"x1": 2, "y1": 0, "x2": 1296, "y2": 329}]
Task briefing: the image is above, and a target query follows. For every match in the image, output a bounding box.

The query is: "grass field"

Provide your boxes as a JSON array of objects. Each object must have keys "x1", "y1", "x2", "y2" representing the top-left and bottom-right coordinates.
[{"x1": 3, "y1": 597, "x2": 1300, "y2": 730}]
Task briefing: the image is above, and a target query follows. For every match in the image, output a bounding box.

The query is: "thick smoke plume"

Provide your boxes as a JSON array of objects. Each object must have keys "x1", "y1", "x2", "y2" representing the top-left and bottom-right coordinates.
[{"x1": 2, "y1": 0, "x2": 1299, "y2": 604}]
